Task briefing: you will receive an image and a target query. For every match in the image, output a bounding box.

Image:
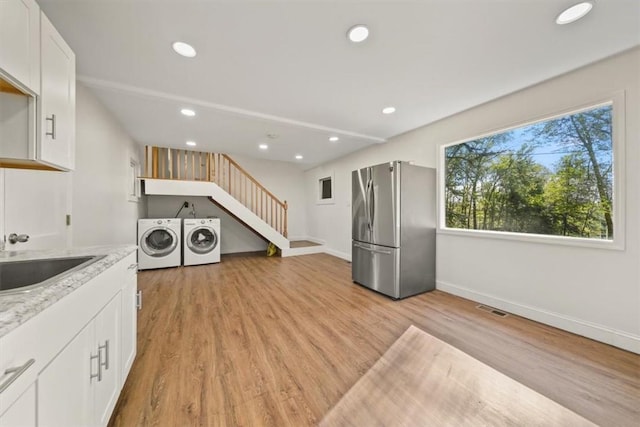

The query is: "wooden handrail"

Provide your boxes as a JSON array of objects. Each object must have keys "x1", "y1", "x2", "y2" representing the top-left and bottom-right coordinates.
[{"x1": 143, "y1": 145, "x2": 288, "y2": 238}]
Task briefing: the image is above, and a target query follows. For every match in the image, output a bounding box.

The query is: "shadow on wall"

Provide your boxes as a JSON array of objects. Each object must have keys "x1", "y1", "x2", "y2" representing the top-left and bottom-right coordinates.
[{"x1": 144, "y1": 195, "x2": 267, "y2": 254}]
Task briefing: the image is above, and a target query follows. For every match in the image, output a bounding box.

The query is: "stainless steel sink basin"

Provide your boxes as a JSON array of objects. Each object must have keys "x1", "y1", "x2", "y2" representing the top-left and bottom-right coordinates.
[{"x1": 0, "y1": 255, "x2": 105, "y2": 295}]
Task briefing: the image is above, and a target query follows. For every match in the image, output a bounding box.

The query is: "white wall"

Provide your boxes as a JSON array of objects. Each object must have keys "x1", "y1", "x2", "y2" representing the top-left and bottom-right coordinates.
[
  {"x1": 304, "y1": 48, "x2": 640, "y2": 353},
  {"x1": 145, "y1": 195, "x2": 268, "y2": 254},
  {"x1": 71, "y1": 83, "x2": 144, "y2": 246}
]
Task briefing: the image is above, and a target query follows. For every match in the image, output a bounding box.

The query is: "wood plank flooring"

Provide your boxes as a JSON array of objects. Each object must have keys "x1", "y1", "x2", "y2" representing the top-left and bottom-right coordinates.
[
  {"x1": 109, "y1": 253, "x2": 640, "y2": 427},
  {"x1": 320, "y1": 326, "x2": 595, "y2": 426}
]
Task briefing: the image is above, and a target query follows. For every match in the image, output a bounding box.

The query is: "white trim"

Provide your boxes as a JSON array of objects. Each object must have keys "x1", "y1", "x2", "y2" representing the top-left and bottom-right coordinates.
[
  {"x1": 324, "y1": 247, "x2": 351, "y2": 262},
  {"x1": 128, "y1": 158, "x2": 141, "y2": 202},
  {"x1": 438, "y1": 91, "x2": 626, "y2": 250},
  {"x1": 78, "y1": 76, "x2": 386, "y2": 144},
  {"x1": 316, "y1": 172, "x2": 335, "y2": 205},
  {"x1": 437, "y1": 228, "x2": 622, "y2": 250},
  {"x1": 436, "y1": 279, "x2": 640, "y2": 354},
  {"x1": 0, "y1": 170, "x2": 4, "y2": 250},
  {"x1": 281, "y1": 245, "x2": 325, "y2": 257}
]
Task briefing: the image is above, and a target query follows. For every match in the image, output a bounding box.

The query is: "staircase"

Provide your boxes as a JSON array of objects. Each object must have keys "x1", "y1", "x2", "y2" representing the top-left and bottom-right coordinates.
[{"x1": 141, "y1": 146, "x2": 294, "y2": 251}]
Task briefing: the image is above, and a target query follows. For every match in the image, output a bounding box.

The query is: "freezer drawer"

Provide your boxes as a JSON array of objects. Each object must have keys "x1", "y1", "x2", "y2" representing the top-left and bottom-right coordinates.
[{"x1": 352, "y1": 241, "x2": 399, "y2": 299}]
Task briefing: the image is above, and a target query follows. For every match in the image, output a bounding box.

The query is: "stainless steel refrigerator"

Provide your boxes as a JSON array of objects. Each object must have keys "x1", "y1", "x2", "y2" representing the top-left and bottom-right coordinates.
[{"x1": 352, "y1": 161, "x2": 436, "y2": 299}]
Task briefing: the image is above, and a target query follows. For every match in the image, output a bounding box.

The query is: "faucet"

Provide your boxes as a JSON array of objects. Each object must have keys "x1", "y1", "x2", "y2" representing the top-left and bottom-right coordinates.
[{"x1": 190, "y1": 203, "x2": 196, "y2": 218}]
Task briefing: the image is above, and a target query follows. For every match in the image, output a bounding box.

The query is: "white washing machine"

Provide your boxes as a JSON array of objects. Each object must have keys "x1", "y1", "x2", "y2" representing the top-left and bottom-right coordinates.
[
  {"x1": 183, "y1": 218, "x2": 221, "y2": 266},
  {"x1": 137, "y1": 218, "x2": 182, "y2": 270}
]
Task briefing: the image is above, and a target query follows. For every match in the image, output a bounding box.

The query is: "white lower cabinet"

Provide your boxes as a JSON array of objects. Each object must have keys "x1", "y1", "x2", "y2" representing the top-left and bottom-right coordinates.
[
  {"x1": 37, "y1": 321, "x2": 92, "y2": 426},
  {"x1": 93, "y1": 294, "x2": 121, "y2": 427},
  {"x1": 0, "y1": 383, "x2": 36, "y2": 427},
  {"x1": 121, "y1": 265, "x2": 138, "y2": 382},
  {"x1": 38, "y1": 293, "x2": 121, "y2": 427},
  {"x1": 1, "y1": 252, "x2": 137, "y2": 427}
]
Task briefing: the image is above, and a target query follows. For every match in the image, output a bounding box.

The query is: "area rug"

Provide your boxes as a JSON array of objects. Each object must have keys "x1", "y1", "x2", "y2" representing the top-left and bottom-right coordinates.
[{"x1": 320, "y1": 325, "x2": 595, "y2": 427}]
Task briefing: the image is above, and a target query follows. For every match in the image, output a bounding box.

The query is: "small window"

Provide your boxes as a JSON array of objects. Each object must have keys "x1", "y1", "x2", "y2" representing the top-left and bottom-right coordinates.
[
  {"x1": 443, "y1": 101, "x2": 619, "y2": 243},
  {"x1": 317, "y1": 174, "x2": 335, "y2": 204},
  {"x1": 320, "y1": 178, "x2": 332, "y2": 199}
]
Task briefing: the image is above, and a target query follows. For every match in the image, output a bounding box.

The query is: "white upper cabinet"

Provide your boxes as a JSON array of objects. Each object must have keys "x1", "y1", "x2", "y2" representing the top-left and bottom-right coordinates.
[
  {"x1": 38, "y1": 12, "x2": 75, "y2": 171},
  {"x1": 0, "y1": 0, "x2": 41, "y2": 94}
]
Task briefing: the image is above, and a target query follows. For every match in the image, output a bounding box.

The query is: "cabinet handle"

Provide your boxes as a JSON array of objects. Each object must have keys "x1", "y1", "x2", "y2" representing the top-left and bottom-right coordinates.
[
  {"x1": 136, "y1": 290, "x2": 142, "y2": 310},
  {"x1": 0, "y1": 359, "x2": 35, "y2": 394},
  {"x1": 90, "y1": 352, "x2": 102, "y2": 382},
  {"x1": 99, "y1": 340, "x2": 110, "y2": 370},
  {"x1": 46, "y1": 114, "x2": 56, "y2": 139},
  {"x1": 128, "y1": 263, "x2": 138, "y2": 270}
]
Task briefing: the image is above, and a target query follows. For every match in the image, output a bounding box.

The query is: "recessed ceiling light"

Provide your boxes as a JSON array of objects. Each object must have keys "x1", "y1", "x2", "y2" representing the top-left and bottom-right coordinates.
[
  {"x1": 382, "y1": 106, "x2": 396, "y2": 115},
  {"x1": 172, "y1": 41, "x2": 197, "y2": 58},
  {"x1": 181, "y1": 108, "x2": 196, "y2": 117},
  {"x1": 556, "y1": 2, "x2": 593, "y2": 25},
  {"x1": 259, "y1": 144, "x2": 268, "y2": 150},
  {"x1": 295, "y1": 154, "x2": 303, "y2": 160},
  {"x1": 329, "y1": 136, "x2": 340, "y2": 142},
  {"x1": 186, "y1": 141, "x2": 197, "y2": 146},
  {"x1": 347, "y1": 25, "x2": 369, "y2": 43}
]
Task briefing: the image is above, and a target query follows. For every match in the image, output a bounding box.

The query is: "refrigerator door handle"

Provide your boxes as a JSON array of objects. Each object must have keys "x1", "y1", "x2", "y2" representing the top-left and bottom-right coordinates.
[
  {"x1": 354, "y1": 243, "x2": 392, "y2": 255},
  {"x1": 369, "y1": 180, "x2": 375, "y2": 229},
  {"x1": 365, "y1": 178, "x2": 372, "y2": 231}
]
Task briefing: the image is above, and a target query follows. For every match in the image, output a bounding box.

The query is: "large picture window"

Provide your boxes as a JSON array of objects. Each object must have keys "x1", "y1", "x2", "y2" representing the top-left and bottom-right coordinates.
[{"x1": 443, "y1": 102, "x2": 616, "y2": 241}]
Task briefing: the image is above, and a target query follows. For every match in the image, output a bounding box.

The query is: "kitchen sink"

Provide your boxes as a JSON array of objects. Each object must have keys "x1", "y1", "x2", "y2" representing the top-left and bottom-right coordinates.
[{"x1": 0, "y1": 255, "x2": 105, "y2": 295}]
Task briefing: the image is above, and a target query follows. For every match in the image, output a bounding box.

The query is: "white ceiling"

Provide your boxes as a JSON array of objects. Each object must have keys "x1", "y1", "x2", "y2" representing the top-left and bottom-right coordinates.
[{"x1": 39, "y1": 0, "x2": 640, "y2": 169}]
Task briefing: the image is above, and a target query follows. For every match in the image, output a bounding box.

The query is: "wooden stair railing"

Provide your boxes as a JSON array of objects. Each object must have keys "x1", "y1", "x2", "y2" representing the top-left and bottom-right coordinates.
[{"x1": 143, "y1": 145, "x2": 288, "y2": 238}]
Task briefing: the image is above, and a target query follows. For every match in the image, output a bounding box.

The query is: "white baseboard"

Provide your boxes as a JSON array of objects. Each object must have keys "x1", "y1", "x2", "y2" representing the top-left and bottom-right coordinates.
[
  {"x1": 436, "y1": 280, "x2": 640, "y2": 355},
  {"x1": 281, "y1": 245, "x2": 325, "y2": 257},
  {"x1": 324, "y1": 247, "x2": 351, "y2": 262}
]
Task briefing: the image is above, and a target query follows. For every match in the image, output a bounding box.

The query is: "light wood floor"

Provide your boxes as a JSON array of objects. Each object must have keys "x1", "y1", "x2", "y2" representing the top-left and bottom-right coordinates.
[{"x1": 109, "y1": 253, "x2": 640, "y2": 427}]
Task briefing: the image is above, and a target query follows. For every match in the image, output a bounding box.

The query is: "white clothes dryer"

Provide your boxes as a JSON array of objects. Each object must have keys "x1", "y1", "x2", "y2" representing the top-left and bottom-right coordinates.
[
  {"x1": 137, "y1": 218, "x2": 182, "y2": 270},
  {"x1": 183, "y1": 218, "x2": 221, "y2": 266}
]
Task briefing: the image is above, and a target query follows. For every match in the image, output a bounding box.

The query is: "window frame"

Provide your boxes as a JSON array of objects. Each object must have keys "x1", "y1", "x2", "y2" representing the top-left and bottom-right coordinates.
[
  {"x1": 316, "y1": 172, "x2": 335, "y2": 205},
  {"x1": 128, "y1": 157, "x2": 141, "y2": 203},
  {"x1": 438, "y1": 92, "x2": 626, "y2": 250}
]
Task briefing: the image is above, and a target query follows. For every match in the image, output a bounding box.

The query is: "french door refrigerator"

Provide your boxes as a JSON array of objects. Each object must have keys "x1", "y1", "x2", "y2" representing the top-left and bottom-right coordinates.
[{"x1": 352, "y1": 161, "x2": 436, "y2": 299}]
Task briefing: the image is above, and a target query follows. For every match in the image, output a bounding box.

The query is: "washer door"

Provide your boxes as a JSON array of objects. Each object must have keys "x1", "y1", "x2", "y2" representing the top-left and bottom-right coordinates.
[
  {"x1": 141, "y1": 227, "x2": 178, "y2": 257},
  {"x1": 187, "y1": 226, "x2": 218, "y2": 254}
]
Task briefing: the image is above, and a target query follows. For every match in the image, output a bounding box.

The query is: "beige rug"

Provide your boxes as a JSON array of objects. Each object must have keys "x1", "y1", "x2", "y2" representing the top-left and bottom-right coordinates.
[{"x1": 320, "y1": 325, "x2": 595, "y2": 427}]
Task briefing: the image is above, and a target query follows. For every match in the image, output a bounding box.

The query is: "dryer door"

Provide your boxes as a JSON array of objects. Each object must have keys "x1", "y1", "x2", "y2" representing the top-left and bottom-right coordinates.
[
  {"x1": 187, "y1": 226, "x2": 218, "y2": 254},
  {"x1": 141, "y1": 227, "x2": 178, "y2": 257}
]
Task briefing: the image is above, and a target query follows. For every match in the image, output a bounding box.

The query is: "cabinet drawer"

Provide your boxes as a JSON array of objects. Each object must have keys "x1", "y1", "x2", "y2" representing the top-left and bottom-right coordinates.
[{"x1": 0, "y1": 316, "x2": 40, "y2": 416}]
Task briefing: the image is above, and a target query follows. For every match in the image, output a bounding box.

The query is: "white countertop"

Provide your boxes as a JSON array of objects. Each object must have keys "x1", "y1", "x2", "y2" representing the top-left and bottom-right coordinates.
[{"x1": 0, "y1": 245, "x2": 137, "y2": 339}]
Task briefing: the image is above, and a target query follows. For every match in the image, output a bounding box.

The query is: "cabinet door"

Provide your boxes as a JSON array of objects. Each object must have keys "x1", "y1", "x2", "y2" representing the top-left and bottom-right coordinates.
[
  {"x1": 121, "y1": 267, "x2": 138, "y2": 383},
  {"x1": 38, "y1": 321, "x2": 93, "y2": 427},
  {"x1": 3, "y1": 169, "x2": 70, "y2": 250},
  {"x1": 93, "y1": 294, "x2": 121, "y2": 427},
  {"x1": 0, "y1": 0, "x2": 40, "y2": 94},
  {"x1": 0, "y1": 383, "x2": 36, "y2": 427},
  {"x1": 39, "y1": 12, "x2": 75, "y2": 170}
]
